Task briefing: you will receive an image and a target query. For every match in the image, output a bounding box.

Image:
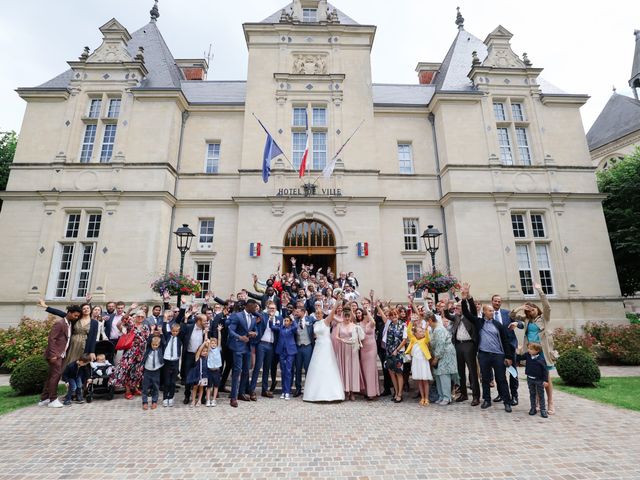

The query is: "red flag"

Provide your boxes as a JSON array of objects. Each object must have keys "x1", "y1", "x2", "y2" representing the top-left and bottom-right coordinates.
[{"x1": 298, "y1": 111, "x2": 310, "y2": 178}]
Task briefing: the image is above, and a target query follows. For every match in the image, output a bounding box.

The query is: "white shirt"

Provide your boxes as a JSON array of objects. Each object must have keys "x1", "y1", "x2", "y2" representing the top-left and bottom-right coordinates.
[
  {"x1": 188, "y1": 325, "x2": 204, "y2": 353},
  {"x1": 145, "y1": 349, "x2": 162, "y2": 371},
  {"x1": 61, "y1": 319, "x2": 71, "y2": 358},
  {"x1": 164, "y1": 336, "x2": 180, "y2": 361},
  {"x1": 109, "y1": 314, "x2": 123, "y2": 339},
  {"x1": 261, "y1": 316, "x2": 275, "y2": 343},
  {"x1": 244, "y1": 311, "x2": 252, "y2": 330}
]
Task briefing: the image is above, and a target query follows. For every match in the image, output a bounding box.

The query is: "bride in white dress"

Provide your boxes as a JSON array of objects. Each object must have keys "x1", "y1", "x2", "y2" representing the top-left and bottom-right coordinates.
[{"x1": 303, "y1": 305, "x2": 345, "y2": 402}]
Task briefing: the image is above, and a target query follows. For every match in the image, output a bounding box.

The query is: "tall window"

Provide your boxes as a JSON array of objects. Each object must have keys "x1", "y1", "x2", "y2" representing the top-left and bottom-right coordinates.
[
  {"x1": 398, "y1": 143, "x2": 414, "y2": 174},
  {"x1": 493, "y1": 102, "x2": 506, "y2": 121},
  {"x1": 80, "y1": 125, "x2": 97, "y2": 163},
  {"x1": 107, "y1": 98, "x2": 121, "y2": 118},
  {"x1": 205, "y1": 143, "x2": 221, "y2": 174},
  {"x1": 100, "y1": 125, "x2": 117, "y2": 162},
  {"x1": 49, "y1": 211, "x2": 101, "y2": 299},
  {"x1": 406, "y1": 262, "x2": 423, "y2": 285},
  {"x1": 312, "y1": 107, "x2": 327, "y2": 126},
  {"x1": 302, "y1": 8, "x2": 317, "y2": 22},
  {"x1": 198, "y1": 219, "x2": 215, "y2": 250},
  {"x1": 312, "y1": 132, "x2": 327, "y2": 170},
  {"x1": 195, "y1": 262, "x2": 212, "y2": 298},
  {"x1": 512, "y1": 211, "x2": 554, "y2": 295},
  {"x1": 88, "y1": 99, "x2": 102, "y2": 118},
  {"x1": 292, "y1": 133, "x2": 307, "y2": 169},
  {"x1": 497, "y1": 128, "x2": 513, "y2": 165},
  {"x1": 403, "y1": 218, "x2": 419, "y2": 251},
  {"x1": 494, "y1": 98, "x2": 533, "y2": 165},
  {"x1": 516, "y1": 128, "x2": 532, "y2": 165},
  {"x1": 293, "y1": 107, "x2": 307, "y2": 127}
]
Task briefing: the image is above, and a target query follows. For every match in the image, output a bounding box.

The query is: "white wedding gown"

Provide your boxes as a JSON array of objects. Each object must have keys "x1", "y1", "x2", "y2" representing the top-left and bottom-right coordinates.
[{"x1": 303, "y1": 320, "x2": 345, "y2": 402}]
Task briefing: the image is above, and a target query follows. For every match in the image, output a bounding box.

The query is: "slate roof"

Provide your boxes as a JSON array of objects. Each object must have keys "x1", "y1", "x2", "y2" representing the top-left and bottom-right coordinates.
[
  {"x1": 35, "y1": 20, "x2": 183, "y2": 90},
  {"x1": 587, "y1": 93, "x2": 640, "y2": 150},
  {"x1": 181, "y1": 81, "x2": 247, "y2": 104},
  {"x1": 434, "y1": 28, "x2": 487, "y2": 92},
  {"x1": 372, "y1": 84, "x2": 435, "y2": 106},
  {"x1": 631, "y1": 30, "x2": 640, "y2": 86},
  {"x1": 260, "y1": 2, "x2": 359, "y2": 25}
]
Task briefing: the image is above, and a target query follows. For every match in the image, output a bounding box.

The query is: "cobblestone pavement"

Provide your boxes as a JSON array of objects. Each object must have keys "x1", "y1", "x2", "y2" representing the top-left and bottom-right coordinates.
[{"x1": 1, "y1": 376, "x2": 640, "y2": 480}]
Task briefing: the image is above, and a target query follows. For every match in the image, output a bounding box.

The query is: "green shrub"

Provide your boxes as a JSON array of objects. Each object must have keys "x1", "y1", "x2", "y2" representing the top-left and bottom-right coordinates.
[
  {"x1": 9, "y1": 355, "x2": 50, "y2": 395},
  {"x1": 0, "y1": 317, "x2": 56, "y2": 371},
  {"x1": 584, "y1": 322, "x2": 640, "y2": 365},
  {"x1": 627, "y1": 312, "x2": 640, "y2": 325},
  {"x1": 556, "y1": 348, "x2": 601, "y2": 386}
]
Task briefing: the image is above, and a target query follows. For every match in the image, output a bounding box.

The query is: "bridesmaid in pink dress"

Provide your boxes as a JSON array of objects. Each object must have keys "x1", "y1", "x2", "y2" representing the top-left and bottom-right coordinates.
[
  {"x1": 357, "y1": 306, "x2": 381, "y2": 399},
  {"x1": 329, "y1": 300, "x2": 361, "y2": 400}
]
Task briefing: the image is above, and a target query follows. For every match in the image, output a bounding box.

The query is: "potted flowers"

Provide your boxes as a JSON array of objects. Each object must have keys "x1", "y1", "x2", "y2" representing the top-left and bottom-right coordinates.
[
  {"x1": 151, "y1": 272, "x2": 202, "y2": 297},
  {"x1": 412, "y1": 271, "x2": 460, "y2": 294}
]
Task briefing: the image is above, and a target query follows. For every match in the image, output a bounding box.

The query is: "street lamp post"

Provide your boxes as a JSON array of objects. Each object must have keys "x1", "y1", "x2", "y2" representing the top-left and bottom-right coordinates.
[
  {"x1": 421, "y1": 224, "x2": 442, "y2": 302},
  {"x1": 173, "y1": 223, "x2": 195, "y2": 307}
]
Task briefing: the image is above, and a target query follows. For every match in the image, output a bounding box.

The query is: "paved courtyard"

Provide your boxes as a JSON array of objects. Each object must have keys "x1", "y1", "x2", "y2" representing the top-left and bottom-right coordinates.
[{"x1": 1, "y1": 376, "x2": 640, "y2": 480}]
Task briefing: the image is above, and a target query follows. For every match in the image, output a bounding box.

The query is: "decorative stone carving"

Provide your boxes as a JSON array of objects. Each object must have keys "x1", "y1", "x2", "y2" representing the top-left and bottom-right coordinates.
[
  {"x1": 482, "y1": 25, "x2": 525, "y2": 69},
  {"x1": 293, "y1": 55, "x2": 327, "y2": 75}
]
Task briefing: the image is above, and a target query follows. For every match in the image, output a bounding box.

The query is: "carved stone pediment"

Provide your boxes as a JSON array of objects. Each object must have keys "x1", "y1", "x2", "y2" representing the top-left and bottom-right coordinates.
[
  {"x1": 292, "y1": 54, "x2": 328, "y2": 75},
  {"x1": 87, "y1": 17, "x2": 133, "y2": 64},
  {"x1": 482, "y1": 25, "x2": 525, "y2": 69}
]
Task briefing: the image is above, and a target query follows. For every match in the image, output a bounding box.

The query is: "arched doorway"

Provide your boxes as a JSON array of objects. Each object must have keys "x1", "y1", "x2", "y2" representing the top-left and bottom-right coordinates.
[{"x1": 283, "y1": 220, "x2": 336, "y2": 274}]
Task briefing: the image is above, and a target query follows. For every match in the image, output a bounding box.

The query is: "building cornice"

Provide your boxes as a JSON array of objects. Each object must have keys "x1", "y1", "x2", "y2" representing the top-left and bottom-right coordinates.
[
  {"x1": 130, "y1": 88, "x2": 189, "y2": 110},
  {"x1": 373, "y1": 105, "x2": 429, "y2": 114},
  {"x1": 589, "y1": 130, "x2": 640, "y2": 157},
  {"x1": 9, "y1": 162, "x2": 178, "y2": 177},
  {"x1": 15, "y1": 88, "x2": 70, "y2": 102},
  {"x1": 441, "y1": 163, "x2": 597, "y2": 175},
  {"x1": 539, "y1": 93, "x2": 589, "y2": 106},
  {"x1": 0, "y1": 190, "x2": 177, "y2": 205},
  {"x1": 440, "y1": 191, "x2": 606, "y2": 206}
]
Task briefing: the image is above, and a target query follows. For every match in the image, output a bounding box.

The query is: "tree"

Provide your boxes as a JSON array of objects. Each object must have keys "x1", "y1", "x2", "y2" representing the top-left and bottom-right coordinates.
[
  {"x1": 0, "y1": 130, "x2": 18, "y2": 210},
  {"x1": 597, "y1": 147, "x2": 640, "y2": 296}
]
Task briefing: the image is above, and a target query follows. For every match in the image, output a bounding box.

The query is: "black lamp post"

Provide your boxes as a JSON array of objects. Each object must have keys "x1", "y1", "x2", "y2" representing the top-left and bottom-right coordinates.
[
  {"x1": 421, "y1": 224, "x2": 442, "y2": 301},
  {"x1": 174, "y1": 223, "x2": 195, "y2": 306}
]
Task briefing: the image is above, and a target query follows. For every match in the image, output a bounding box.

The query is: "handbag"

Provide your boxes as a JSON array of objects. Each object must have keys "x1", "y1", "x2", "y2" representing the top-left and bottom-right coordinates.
[{"x1": 115, "y1": 330, "x2": 134, "y2": 351}]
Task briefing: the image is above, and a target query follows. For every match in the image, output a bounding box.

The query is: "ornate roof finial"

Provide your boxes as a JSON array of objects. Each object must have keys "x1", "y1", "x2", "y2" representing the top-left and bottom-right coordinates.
[
  {"x1": 455, "y1": 6, "x2": 464, "y2": 30},
  {"x1": 522, "y1": 52, "x2": 532, "y2": 67},
  {"x1": 613, "y1": 85, "x2": 617, "y2": 93},
  {"x1": 135, "y1": 46, "x2": 145, "y2": 62},
  {"x1": 471, "y1": 50, "x2": 481, "y2": 66},
  {"x1": 150, "y1": 0, "x2": 160, "y2": 22},
  {"x1": 79, "y1": 46, "x2": 90, "y2": 62}
]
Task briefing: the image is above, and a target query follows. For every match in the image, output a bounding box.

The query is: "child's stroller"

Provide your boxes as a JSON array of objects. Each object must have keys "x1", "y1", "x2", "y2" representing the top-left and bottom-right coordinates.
[{"x1": 86, "y1": 340, "x2": 115, "y2": 402}]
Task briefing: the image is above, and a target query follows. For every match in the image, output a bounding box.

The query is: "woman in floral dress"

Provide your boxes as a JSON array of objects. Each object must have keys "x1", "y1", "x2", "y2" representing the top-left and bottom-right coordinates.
[
  {"x1": 427, "y1": 312, "x2": 459, "y2": 405},
  {"x1": 378, "y1": 306, "x2": 407, "y2": 403},
  {"x1": 110, "y1": 310, "x2": 150, "y2": 399}
]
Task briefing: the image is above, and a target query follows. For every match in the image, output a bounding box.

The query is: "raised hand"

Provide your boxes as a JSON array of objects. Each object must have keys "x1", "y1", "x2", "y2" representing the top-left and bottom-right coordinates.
[
  {"x1": 369, "y1": 289, "x2": 374, "y2": 299},
  {"x1": 252, "y1": 273, "x2": 258, "y2": 282},
  {"x1": 534, "y1": 283, "x2": 542, "y2": 290},
  {"x1": 290, "y1": 257, "x2": 296, "y2": 265},
  {"x1": 162, "y1": 290, "x2": 171, "y2": 301},
  {"x1": 85, "y1": 294, "x2": 93, "y2": 304},
  {"x1": 130, "y1": 303, "x2": 139, "y2": 311},
  {"x1": 38, "y1": 298, "x2": 47, "y2": 309}
]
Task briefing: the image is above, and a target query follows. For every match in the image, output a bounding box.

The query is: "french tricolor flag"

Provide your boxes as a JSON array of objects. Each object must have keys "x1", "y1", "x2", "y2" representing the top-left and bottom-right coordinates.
[
  {"x1": 298, "y1": 111, "x2": 310, "y2": 178},
  {"x1": 357, "y1": 242, "x2": 369, "y2": 257},
  {"x1": 249, "y1": 243, "x2": 261, "y2": 257}
]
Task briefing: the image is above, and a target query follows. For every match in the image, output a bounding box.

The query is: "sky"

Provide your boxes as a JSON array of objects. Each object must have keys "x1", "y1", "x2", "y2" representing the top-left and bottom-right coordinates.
[{"x1": 0, "y1": 0, "x2": 637, "y2": 135}]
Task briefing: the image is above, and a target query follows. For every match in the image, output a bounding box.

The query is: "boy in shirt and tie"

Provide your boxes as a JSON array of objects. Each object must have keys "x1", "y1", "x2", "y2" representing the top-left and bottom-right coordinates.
[
  {"x1": 142, "y1": 333, "x2": 165, "y2": 410},
  {"x1": 162, "y1": 323, "x2": 182, "y2": 407}
]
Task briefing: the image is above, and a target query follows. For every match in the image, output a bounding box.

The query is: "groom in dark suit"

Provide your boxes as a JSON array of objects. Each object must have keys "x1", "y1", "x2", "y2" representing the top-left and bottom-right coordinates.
[
  {"x1": 491, "y1": 294, "x2": 523, "y2": 405},
  {"x1": 293, "y1": 304, "x2": 315, "y2": 397},
  {"x1": 227, "y1": 299, "x2": 259, "y2": 407}
]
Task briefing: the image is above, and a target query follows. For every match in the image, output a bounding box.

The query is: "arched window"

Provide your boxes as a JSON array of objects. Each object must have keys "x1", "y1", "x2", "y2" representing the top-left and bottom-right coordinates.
[{"x1": 284, "y1": 220, "x2": 335, "y2": 248}]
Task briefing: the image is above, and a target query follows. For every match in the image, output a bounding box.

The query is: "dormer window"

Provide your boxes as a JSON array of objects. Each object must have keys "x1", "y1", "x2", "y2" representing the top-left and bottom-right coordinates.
[
  {"x1": 303, "y1": 8, "x2": 317, "y2": 22},
  {"x1": 88, "y1": 99, "x2": 102, "y2": 119}
]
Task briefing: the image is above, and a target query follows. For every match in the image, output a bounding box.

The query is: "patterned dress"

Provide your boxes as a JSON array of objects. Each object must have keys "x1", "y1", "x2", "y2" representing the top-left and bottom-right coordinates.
[
  {"x1": 430, "y1": 324, "x2": 459, "y2": 379},
  {"x1": 63, "y1": 318, "x2": 91, "y2": 368},
  {"x1": 385, "y1": 321, "x2": 406, "y2": 374},
  {"x1": 110, "y1": 317, "x2": 149, "y2": 390}
]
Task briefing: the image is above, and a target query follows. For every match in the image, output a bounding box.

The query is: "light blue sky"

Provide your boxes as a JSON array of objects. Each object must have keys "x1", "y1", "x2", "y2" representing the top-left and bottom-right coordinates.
[{"x1": 0, "y1": 0, "x2": 637, "y2": 134}]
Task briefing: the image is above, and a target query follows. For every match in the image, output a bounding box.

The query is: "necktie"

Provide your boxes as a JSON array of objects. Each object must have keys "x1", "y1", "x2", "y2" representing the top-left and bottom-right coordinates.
[
  {"x1": 172, "y1": 337, "x2": 177, "y2": 358},
  {"x1": 152, "y1": 351, "x2": 156, "y2": 368},
  {"x1": 246, "y1": 312, "x2": 251, "y2": 329}
]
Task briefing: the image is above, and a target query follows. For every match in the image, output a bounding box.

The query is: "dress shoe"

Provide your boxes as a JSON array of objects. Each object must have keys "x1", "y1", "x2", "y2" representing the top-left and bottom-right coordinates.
[
  {"x1": 481, "y1": 400, "x2": 491, "y2": 409},
  {"x1": 183, "y1": 398, "x2": 190, "y2": 405},
  {"x1": 229, "y1": 399, "x2": 238, "y2": 408},
  {"x1": 380, "y1": 390, "x2": 392, "y2": 397},
  {"x1": 249, "y1": 392, "x2": 257, "y2": 401},
  {"x1": 269, "y1": 383, "x2": 276, "y2": 392},
  {"x1": 511, "y1": 396, "x2": 519, "y2": 406},
  {"x1": 261, "y1": 391, "x2": 274, "y2": 398},
  {"x1": 504, "y1": 403, "x2": 512, "y2": 412},
  {"x1": 493, "y1": 395, "x2": 502, "y2": 402},
  {"x1": 151, "y1": 403, "x2": 157, "y2": 410},
  {"x1": 529, "y1": 407, "x2": 537, "y2": 416},
  {"x1": 142, "y1": 403, "x2": 149, "y2": 410},
  {"x1": 293, "y1": 390, "x2": 302, "y2": 398},
  {"x1": 238, "y1": 394, "x2": 251, "y2": 402},
  {"x1": 455, "y1": 395, "x2": 468, "y2": 403},
  {"x1": 540, "y1": 409, "x2": 549, "y2": 418},
  {"x1": 471, "y1": 398, "x2": 480, "y2": 406}
]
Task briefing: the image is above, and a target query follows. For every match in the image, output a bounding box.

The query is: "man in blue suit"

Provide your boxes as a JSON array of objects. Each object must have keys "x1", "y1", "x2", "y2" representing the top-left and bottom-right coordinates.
[
  {"x1": 227, "y1": 299, "x2": 259, "y2": 407},
  {"x1": 491, "y1": 294, "x2": 524, "y2": 405},
  {"x1": 249, "y1": 301, "x2": 281, "y2": 399},
  {"x1": 292, "y1": 304, "x2": 315, "y2": 397},
  {"x1": 270, "y1": 316, "x2": 298, "y2": 400}
]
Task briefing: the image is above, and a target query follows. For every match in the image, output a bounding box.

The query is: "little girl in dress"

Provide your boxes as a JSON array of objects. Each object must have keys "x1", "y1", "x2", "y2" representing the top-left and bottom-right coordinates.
[
  {"x1": 187, "y1": 341, "x2": 211, "y2": 407},
  {"x1": 410, "y1": 326, "x2": 432, "y2": 406}
]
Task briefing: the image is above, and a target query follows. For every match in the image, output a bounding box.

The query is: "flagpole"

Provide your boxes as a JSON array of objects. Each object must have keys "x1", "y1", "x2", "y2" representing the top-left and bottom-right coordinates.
[
  {"x1": 311, "y1": 119, "x2": 365, "y2": 185},
  {"x1": 252, "y1": 112, "x2": 297, "y2": 172}
]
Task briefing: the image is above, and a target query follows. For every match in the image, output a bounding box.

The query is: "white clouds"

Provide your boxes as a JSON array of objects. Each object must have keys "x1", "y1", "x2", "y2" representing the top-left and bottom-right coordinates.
[{"x1": 0, "y1": 0, "x2": 637, "y2": 133}]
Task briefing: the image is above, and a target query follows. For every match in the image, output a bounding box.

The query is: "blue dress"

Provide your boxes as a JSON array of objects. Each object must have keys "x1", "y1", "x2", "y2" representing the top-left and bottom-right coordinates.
[{"x1": 187, "y1": 357, "x2": 212, "y2": 385}]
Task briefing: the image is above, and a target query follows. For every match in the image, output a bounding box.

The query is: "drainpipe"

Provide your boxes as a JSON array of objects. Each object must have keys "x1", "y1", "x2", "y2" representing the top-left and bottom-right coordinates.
[
  {"x1": 165, "y1": 110, "x2": 190, "y2": 273},
  {"x1": 428, "y1": 112, "x2": 451, "y2": 272}
]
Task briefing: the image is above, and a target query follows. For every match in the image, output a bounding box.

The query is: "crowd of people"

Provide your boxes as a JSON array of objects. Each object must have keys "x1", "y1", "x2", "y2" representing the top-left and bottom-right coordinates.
[{"x1": 36, "y1": 258, "x2": 556, "y2": 417}]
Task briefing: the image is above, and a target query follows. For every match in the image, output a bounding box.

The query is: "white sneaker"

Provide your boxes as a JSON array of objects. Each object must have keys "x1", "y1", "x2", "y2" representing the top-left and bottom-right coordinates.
[
  {"x1": 48, "y1": 399, "x2": 64, "y2": 408},
  {"x1": 284, "y1": 394, "x2": 291, "y2": 401},
  {"x1": 280, "y1": 393, "x2": 286, "y2": 399},
  {"x1": 168, "y1": 399, "x2": 174, "y2": 407},
  {"x1": 38, "y1": 399, "x2": 50, "y2": 407},
  {"x1": 162, "y1": 399, "x2": 169, "y2": 407},
  {"x1": 211, "y1": 400, "x2": 217, "y2": 407},
  {"x1": 206, "y1": 400, "x2": 212, "y2": 407}
]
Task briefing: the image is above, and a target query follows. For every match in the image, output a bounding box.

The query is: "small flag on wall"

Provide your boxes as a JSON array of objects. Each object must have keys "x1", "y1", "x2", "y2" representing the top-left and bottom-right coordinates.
[
  {"x1": 357, "y1": 242, "x2": 369, "y2": 257},
  {"x1": 249, "y1": 243, "x2": 261, "y2": 257}
]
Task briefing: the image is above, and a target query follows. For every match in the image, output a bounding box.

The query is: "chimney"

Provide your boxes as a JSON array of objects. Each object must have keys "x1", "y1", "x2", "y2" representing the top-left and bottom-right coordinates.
[
  {"x1": 176, "y1": 59, "x2": 209, "y2": 81},
  {"x1": 415, "y1": 62, "x2": 441, "y2": 85}
]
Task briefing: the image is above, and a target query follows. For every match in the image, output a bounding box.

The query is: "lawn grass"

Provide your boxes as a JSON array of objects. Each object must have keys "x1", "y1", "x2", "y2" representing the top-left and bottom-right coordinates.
[
  {"x1": 555, "y1": 376, "x2": 640, "y2": 411},
  {"x1": 0, "y1": 385, "x2": 65, "y2": 416}
]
